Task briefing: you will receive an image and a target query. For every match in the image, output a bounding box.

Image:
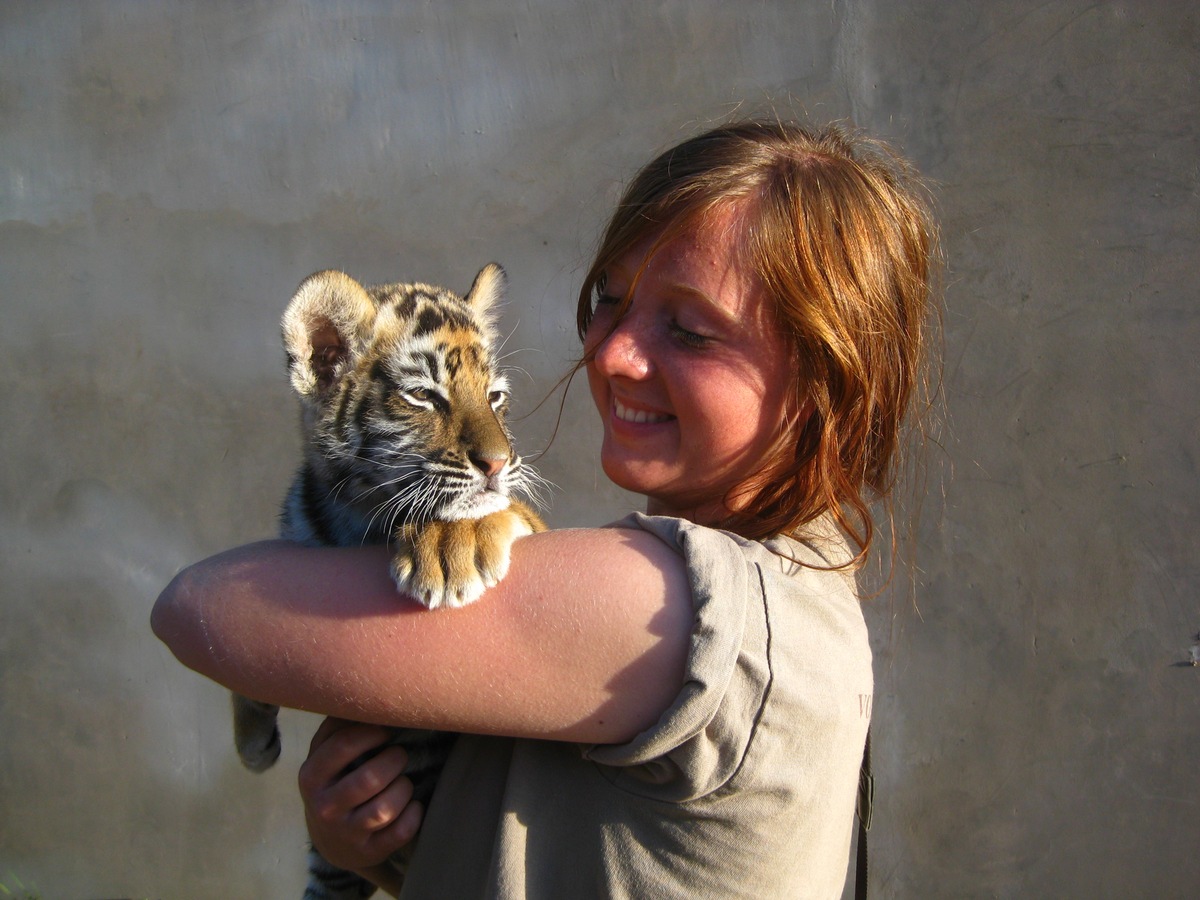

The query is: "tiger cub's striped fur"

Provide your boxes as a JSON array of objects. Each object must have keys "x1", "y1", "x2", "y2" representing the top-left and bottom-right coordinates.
[{"x1": 231, "y1": 263, "x2": 545, "y2": 899}]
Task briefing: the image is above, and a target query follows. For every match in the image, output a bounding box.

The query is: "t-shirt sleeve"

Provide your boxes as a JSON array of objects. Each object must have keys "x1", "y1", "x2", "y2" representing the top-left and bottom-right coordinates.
[{"x1": 580, "y1": 513, "x2": 771, "y2": 802}]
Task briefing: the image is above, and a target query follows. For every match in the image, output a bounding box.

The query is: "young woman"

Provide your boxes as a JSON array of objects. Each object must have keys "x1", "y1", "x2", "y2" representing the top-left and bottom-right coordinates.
[{"x1": 153, "y1": 119, "x2": 938, "y2": 898}]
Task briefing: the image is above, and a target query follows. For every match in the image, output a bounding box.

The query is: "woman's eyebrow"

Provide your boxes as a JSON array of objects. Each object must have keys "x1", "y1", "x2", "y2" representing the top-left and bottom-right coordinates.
[
  {"x1": 667, "y1": 282, "x2": 744, "y2": 328},
  {"x1": 607, "y1": 256, "x2": 749, "y2": 331}
]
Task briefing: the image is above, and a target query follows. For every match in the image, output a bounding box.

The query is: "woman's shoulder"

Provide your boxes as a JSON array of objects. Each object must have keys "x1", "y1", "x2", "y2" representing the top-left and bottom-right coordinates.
[
  {"x1": 606, "y1": 511, "x2": 857, "y2": 581},
  {"x1": 580, "y1": 509, "x2": 869, "y2": 804}
]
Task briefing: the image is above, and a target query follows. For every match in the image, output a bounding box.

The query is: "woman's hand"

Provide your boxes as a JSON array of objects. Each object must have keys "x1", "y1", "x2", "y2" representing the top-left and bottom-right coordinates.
[{"x1": 298, "y1": 717, "x2": 424, "y2": 891}]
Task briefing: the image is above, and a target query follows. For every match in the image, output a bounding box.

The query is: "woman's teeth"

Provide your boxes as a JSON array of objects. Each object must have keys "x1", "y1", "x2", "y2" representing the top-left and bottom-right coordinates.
[{"x1": 614, "y1": 398, "x2": 671, "y2": 424}]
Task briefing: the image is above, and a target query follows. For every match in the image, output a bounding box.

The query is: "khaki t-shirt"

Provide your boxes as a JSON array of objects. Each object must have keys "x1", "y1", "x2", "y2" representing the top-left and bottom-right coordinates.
[{"x1": 399, "y1": 513, "x2": 873, "y2": 899}]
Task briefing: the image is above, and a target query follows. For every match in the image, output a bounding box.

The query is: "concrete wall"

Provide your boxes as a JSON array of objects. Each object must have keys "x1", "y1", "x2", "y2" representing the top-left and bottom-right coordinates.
[{"x1": 2, "y1": 2, "x2": 1196, "y2": 897}]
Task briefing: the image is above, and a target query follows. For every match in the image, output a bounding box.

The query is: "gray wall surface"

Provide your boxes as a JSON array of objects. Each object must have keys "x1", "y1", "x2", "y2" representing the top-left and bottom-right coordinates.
[{"x1": 2, "y1": 1, "x2": 1197, "y2": 897}]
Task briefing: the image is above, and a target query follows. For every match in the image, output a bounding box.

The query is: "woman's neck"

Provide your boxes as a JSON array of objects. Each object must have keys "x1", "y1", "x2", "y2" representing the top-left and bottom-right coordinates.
[{"x1": 644, "y1": 496, "x2": 726, "y2": 527}]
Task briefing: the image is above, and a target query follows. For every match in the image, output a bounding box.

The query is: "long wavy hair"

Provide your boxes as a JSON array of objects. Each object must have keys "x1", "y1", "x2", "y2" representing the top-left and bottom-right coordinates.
[{"x1": 576, "y1": 120, "x2": 941, "y2": 566}]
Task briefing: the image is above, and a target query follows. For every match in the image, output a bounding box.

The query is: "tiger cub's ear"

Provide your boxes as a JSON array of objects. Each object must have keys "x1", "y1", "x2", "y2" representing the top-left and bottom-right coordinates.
[
  {"x1": 282, "y1": 270, "x2": 377, "y2": 398},
  {"x1": 462, "y1": 263, "x2": 506, "y2": 340}
]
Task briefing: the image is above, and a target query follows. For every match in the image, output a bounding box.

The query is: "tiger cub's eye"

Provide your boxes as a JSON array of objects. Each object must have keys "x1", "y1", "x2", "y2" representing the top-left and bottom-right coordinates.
[{"x1": 401, "y1": 387, "x2": 445, "y2": 409}]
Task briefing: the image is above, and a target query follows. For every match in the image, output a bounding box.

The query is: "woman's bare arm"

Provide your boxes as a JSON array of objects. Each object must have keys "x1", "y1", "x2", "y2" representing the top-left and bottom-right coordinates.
[{"x1": 151, "y1": 526, "x2": 691, "y2": 745}]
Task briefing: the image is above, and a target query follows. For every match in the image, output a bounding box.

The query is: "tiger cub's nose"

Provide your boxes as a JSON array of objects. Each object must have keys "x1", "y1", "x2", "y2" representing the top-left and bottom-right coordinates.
[{"x1": 470, "y1": 453, "x2": 507, "y2": 478}]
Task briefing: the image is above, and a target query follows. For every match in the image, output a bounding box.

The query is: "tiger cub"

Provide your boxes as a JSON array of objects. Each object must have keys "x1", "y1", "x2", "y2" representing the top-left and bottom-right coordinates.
[{"x1": 231, "y1": 262, "x2": 545, "y2": 899}]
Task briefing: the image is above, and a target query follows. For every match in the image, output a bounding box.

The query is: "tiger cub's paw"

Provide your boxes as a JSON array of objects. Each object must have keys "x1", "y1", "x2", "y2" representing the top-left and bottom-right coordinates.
[
  {"x1": 392, "y1": 502, "x2": 545, "y2": 610},
  {"x1": 231, "y1": 694, "x2": 282, "y2": 773}
]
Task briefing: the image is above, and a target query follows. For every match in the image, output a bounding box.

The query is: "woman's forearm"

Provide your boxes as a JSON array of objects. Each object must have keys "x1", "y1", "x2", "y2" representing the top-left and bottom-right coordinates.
[{"x1": 152, "y1": 529, "x2": 692, "y2": 744}]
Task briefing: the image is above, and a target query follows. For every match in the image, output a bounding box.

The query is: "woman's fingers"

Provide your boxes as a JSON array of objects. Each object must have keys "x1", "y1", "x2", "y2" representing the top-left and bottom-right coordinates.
[
  {"x1": 299, "y1": 718, "x2": 426, "y2": 873},
  {"x1": 306, "y1": 716, "x2": 389, "y2": 761},
  {"x1": 299, "y1": 719, "x2": 404, "y2": 801},
  {"x1": 354, "y1": 767, "x2": 417, "y2": 836},
  {"x1": 328, "y1": 742, "x2": 409, "y2": 805},
  {"x1": 379, "y1": 796, "x2": 424, "y2": 851}
]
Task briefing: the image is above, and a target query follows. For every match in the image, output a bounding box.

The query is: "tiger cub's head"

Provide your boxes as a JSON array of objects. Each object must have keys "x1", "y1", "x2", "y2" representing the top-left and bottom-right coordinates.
[{"x1": 282, "y1": 263, "x2": 534, "y2": 528}]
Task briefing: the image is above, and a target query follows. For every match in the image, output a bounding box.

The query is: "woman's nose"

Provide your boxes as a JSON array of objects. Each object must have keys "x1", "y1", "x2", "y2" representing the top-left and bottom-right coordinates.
[{"x1": 592, "y1": 314, "x2": 653, "y2": 381}]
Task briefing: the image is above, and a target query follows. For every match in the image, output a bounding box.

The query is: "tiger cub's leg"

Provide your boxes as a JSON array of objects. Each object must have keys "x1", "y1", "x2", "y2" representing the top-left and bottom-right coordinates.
[{"x1": 231, "y1": 692, "x2": 282, "y2": 772}]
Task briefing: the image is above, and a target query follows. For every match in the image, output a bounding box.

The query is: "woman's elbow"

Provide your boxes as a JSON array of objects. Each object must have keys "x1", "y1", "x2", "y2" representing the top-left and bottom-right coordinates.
[{"x1": 151, "y1": 563, "x2": 212, "y2": 672}]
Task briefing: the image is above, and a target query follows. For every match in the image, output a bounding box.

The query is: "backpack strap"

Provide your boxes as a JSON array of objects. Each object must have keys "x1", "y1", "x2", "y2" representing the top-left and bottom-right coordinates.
[{"x1": 855, "y1": 730, "x2": 874, "y2": 900}]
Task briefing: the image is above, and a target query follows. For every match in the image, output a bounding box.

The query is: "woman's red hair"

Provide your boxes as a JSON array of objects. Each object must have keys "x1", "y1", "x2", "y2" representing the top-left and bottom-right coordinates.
[{"x1": 577, "y1": 120, "x2": 941, "y2": 566}]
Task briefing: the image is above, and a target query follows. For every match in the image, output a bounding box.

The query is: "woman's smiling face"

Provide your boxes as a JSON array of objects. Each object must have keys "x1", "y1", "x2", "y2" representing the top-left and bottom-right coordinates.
[{"x1": 584, "y1": 205, "x2": 796, "y2": 525}]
